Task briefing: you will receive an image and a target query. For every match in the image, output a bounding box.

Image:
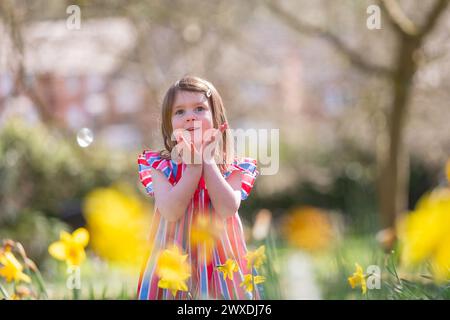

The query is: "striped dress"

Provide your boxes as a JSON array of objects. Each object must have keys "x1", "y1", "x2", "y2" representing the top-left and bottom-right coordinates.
[{"x1": 137, "y1": 149, "x2": 262, "y2": 300}]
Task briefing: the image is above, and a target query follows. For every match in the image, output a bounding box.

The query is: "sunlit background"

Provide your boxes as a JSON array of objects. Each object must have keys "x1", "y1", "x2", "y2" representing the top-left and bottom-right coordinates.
[{"x1": 0, "y1": 0, "x2": 449, "y2": 300}]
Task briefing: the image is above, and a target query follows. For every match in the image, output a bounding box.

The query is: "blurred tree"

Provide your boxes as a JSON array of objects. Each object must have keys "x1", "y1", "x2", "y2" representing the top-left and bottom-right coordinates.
[
  {"x1": 0, "y1": 0, "x2": 260, "y2": 139},
  {"x1": 265, "y1": 0, "x2": 449, "y2": 250},
  {"x1": 0, "y1": 0, "x2": 57, "y2": 128}
]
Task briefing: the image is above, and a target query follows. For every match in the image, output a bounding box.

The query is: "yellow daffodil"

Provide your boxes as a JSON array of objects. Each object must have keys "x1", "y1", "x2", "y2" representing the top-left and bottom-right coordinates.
[
  {"x1": 0, "y1": 249, "x2": 31, "y2": 283},
  {"x1": 217, "y1": 259, "x2": 239, "y2": 281},
  {"x1": 432, "y1": 235, "x2": 450, "y2": 281},
  {"x1": 190, "y1": 215, "x2": 222, "y2": 264},
  {"x1": 156, "y1": 245, "x2": 191, "y2": 297},
  {"x1": 245, "y1": 245, "x2": 266, "y2": 270},
  {"x1": 48, "y1": 228, "x2": 89, "y2": 266},
  {"x1": 348, "y1": 263, "x2": 367, "y2": 294},
  {"x1": 399, "y1": 188, "x2": 450, "y2": 282},
  {"x1": 239, "y1": 274, "x2": 266, "y2": 293},
  {"x1": 83, "y1": 184, "x2": 152, "y2": 266},
  {"x1": 281, "y1": 206, "x2": 335, "y2": 252}
]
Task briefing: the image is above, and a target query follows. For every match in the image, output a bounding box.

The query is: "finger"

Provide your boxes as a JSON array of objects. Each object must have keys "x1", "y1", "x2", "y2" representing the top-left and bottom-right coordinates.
[
  {"x1": 175, "y1": 140, "x2": 184, "y2": 157},
  {"x1": 180, "y1": 134, "x2": 190, "y2": 147},
  {"x1": 202, "y1": 130, "x2": 213, "y2": 144},
  {"x1": 206, "y1": 132, "x2": 215, "y2": 143},
  {"x1": 174, "y1": 130, "x2": 184, "y2": 143},
  {"x1": 190, "y1": 141, "x2": 199, "y2": 164},
  {"x1": 203, "y1": 133, "x2": 216, "y2": 148},
  {"x1": 176, "y1": 135, "x2": 191, "y2": 159},
  {"x1": 191, "y1": 141, "x2": 198, "y2": 153},
  {"x1": 175, "y1": 134, "x2": 186, "y2": 149}
]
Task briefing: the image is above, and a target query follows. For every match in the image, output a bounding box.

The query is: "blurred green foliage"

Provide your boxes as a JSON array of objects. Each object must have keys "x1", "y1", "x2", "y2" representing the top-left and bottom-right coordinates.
[
  {"x1": 0, "y1": 119, "x2": 135, "y2": 262},
  {"x1": 247, "y1": 147, "x2": 438, "y2": 235}
]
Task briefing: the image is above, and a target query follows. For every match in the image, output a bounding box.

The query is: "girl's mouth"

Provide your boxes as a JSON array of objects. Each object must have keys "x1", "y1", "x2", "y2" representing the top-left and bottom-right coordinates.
[{"x1": 186, "y1": 127, "x2": 199, "y2": 132}]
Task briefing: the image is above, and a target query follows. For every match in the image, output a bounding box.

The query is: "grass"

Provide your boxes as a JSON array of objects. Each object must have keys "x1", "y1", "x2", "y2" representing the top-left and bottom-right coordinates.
[
  {"x1": 311, "y1": 235, "x2": 449, "y2": 300},
  {"x1": 37, "y1": 255, "x2": 139, "y2": 300},
  {"x1": 2, "y1": 234, "x2": 448, "y2": 300}
]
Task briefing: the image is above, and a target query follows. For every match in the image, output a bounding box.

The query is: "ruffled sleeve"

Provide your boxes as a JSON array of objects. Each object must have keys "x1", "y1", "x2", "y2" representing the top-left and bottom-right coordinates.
[
  {"x1": 137, "y1": 150, "x2": 174, "y2": 196},
  {"x1": 223, "y1": 157, "x2": 259, "y2": 200}
]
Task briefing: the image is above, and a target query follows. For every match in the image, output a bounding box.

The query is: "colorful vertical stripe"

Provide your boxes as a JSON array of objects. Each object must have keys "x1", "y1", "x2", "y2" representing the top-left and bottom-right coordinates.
[{"x1": 137, "y1": 150, "x2": 261, "y2": 300}]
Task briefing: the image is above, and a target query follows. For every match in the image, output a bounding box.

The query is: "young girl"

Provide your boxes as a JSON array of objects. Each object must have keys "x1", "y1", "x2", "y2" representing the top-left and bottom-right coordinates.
[{"x1": 137, "y1": 76, "x2": 261, "y2": 300}]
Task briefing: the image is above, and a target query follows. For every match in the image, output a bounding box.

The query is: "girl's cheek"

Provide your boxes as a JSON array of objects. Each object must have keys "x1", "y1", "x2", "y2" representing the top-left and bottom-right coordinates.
[
  {"x1": 171, "y1": 117, "x2": 182, "y2": 130},
  {"x1": 202, "y1": 112, "x2": 214, "y2": 129},
  {"x1": 201, "y1": 119, "x2": 213, "y2": 132}
]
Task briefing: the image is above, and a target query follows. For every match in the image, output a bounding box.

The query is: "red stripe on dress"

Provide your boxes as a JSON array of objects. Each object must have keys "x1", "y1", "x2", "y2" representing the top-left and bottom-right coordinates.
[{"x1": 138, "y1": 158, "x2": 149, "y2": 165}]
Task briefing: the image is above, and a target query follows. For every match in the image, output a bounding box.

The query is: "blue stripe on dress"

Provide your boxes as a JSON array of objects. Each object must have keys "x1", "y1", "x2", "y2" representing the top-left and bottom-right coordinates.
[
  {"x1": 172, "y1": 161, "x2": 178, "y2": 181},
  {"x1": 200, "y1": 245, "x2": 208, "y2": 298}
]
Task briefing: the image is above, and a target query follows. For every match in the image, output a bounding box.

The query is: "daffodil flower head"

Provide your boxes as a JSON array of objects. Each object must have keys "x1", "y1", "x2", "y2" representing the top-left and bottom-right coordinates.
[
  {"x1": 190, "y1": 214, "x2": 222, "y2": 264},
  {"x1": 83, "y1": 185, "x2": 152, "y2": 266},
  {"x1": 281, "y1": 206, "x2": 334, "y2": 252},
  {"x1": 399, "y1": 188, "x2": 450, "y2": 282},
  {"x1": 245, "y1": 245, "x2": 266, "y2": 270},
  {"x1": 239, "y1": 274, "x2": 266, "y2": 293},
  {"x1": 216, "y1": 259, "x2": 239, "y2": 281},
  {"x1": 48, "y1": 228, "x2": 89, "y2": 266},
  {"x1": 348, "y1": 263, "x2": 367, "y2": 294},
  {"x1": 156, "y1": 245, "x2": 191, "y2": 297},
  {"x1": 0, "y1": 249, "x2": 31, "y2": 284}
]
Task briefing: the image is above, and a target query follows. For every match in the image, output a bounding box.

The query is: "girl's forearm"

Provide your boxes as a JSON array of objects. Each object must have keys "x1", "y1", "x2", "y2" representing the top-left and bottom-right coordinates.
[
  {"x1": 158, "y1": 164, "x2": 202, "y2": 221},
  {"x1": 203, "y1": 161, "x2": 240, "y2": 218}
]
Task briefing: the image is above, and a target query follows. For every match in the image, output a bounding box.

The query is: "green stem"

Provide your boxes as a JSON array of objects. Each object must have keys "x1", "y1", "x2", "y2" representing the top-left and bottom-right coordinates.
[
  {"x1": 101, "y1": 285, "x2": 108, "y2": 299},
  {"x1": 0, "y1": 283, "x2": 10, "y2": 299},
  {"x1": 266, "y1": 230, "x2": 281, "y2": 299},
  {"x1": 251, "y1": 262, "x2": 256, "y2": 300},
  {"x1": 31, "y1": 268, "x2": 48, "y2": 299},
  {"x1": 73, "y1": 287, "x2": 80, "y2": 300},
  {"x1": 89, "y1": 283, "x2": 95, "y2": 300}
]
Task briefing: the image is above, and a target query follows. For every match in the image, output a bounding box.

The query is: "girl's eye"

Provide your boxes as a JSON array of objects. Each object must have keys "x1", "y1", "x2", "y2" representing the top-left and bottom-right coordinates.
[
  {"x1": 195, "y1": 106, "x2": 205, "y2": 112},
  {"x1": 174, "y1": 109, "x2": 184, "y2": 116}
]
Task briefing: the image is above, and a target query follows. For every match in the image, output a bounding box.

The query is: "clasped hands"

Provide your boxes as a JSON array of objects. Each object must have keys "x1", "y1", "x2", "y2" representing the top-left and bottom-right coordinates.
[{"x1": 172, "y1": 123, "x2": 228, "y2": 166}]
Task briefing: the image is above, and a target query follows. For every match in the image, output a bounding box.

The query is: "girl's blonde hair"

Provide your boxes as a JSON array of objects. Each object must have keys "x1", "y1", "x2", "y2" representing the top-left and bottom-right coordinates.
[{"x1": 159, "y1": 75, "x2": 234, "y2": 173}]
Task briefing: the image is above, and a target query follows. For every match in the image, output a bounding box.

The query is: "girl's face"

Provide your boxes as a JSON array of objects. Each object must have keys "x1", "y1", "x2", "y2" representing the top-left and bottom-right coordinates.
[{"x1": 171, "y1": 90, "x2": 214, "y2": 142}]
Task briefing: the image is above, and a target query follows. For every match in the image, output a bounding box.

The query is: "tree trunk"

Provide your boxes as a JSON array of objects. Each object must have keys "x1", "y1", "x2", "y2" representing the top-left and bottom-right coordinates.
[{"x1": 377, "y1": 36, "x2": 419, "y2": 250}]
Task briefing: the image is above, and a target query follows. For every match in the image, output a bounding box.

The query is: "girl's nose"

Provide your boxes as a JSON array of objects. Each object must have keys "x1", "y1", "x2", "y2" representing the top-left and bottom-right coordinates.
[{"x1": 185, "y1": 111, "x2": 197, "y2": 122}]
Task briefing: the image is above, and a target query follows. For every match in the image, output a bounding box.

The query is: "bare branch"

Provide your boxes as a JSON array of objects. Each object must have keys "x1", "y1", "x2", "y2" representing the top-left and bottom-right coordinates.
[
  {"x1": 0, "y1": 0, "x2": 57, "y2": 126},
  {"x1": 379, "y1": 0, "x2": 419, "y2": 36},
  {"x1": 264, "y1": 0, "x2": 393, "y2": 77},
  {"x1": 418, "y1": 0, "x2": 449, "y2": 39}
]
